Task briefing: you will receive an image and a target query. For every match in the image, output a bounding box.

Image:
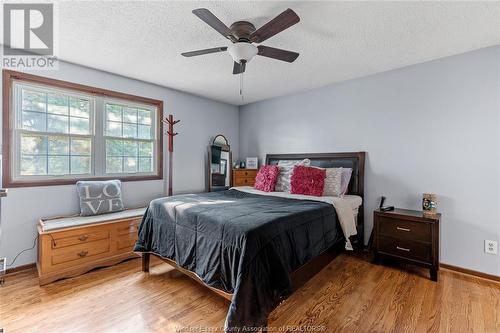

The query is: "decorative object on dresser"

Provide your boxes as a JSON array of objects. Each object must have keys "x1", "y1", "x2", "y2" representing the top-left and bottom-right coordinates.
[
  {"x1": 232, "y1": 169, "x2": 258, "y2": 187},
  {"x1": 373, "y1": 208, "x2": 441, "y2": 281},
  {"x1": 37, "y1": 208, "x2": 145, "y2": 285},
  {"x1": 245, "y1": 157, "x2": 258, "y2": 169},
  {"x1": 208, "y1": 134, "x2": 232, "y2": 191}
]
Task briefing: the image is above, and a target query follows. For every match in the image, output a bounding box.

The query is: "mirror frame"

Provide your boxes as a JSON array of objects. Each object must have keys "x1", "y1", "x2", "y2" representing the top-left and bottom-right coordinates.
[{"x1": 208, "y1": 134, "x2": 232, "y2": 192}]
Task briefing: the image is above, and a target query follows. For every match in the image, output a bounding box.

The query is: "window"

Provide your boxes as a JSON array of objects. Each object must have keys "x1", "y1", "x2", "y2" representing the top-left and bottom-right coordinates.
[
  {"x1": 104, "y1": 101, "x2": 154, "y2": 174},
  {"x1": 3, "y1": 70, "x2": 163, "y2": 187},
  {"x1": 17, "y1": 86, "x2": 93, "y2": 177}
]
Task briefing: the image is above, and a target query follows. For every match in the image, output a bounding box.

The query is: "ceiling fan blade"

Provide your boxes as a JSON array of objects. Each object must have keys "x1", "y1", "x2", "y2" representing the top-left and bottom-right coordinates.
[
  {"x1": 192, "y1": 8, "x2": 236, "y2": 42},
  {"x1": 250, "y1": 8, "x2": 300, "y2": 43},
  {"x1": 233, "y1": 61, "x2": 246, "y2": 75},
  {"x1": 257, "y1": 45, "x2": 299, "y2": 62},
  {"x1": 181, "y1": 47, "x2": 228, "y2": 57}
]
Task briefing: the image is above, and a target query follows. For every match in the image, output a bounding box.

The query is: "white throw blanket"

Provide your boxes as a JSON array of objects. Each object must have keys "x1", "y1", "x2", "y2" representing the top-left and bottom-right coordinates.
[{"x1": 231, "y1": 186, "x2": 362, "y2": 250}]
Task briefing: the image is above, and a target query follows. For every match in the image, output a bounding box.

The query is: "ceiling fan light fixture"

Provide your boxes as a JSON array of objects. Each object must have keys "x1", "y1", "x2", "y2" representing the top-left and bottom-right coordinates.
[
  {"x1": 184, "y1": 8, "x2": 300, "y2": 74},
  {"x1": 228, "y1": 42, "x2": 258, "y2": 63}
]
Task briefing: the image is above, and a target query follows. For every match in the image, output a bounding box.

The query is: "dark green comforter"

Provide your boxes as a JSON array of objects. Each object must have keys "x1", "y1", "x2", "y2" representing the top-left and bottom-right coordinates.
[{"x1": 134, "y1": 189, "x2": 341, "y2": 331}]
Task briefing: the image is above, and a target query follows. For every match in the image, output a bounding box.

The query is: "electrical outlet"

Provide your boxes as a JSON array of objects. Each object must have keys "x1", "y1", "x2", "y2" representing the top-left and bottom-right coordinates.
[{"x1": 484, "y1": 240, "x2": 498, "y2": 255}]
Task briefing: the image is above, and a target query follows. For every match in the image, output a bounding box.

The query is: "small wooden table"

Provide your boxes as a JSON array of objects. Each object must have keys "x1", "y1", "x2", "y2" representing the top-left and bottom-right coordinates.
[{"x1": 373, "y1": 208, "x2": 440, "y2": 281}]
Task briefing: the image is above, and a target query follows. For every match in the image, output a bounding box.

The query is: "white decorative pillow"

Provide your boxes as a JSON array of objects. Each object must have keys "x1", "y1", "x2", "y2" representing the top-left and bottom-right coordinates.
[
  {"x1": 322, "y1": 167, "x2": 343, "y2": 197},
  {"x1": 275, "y1": 159, "x2": 311, "y2": 192}
]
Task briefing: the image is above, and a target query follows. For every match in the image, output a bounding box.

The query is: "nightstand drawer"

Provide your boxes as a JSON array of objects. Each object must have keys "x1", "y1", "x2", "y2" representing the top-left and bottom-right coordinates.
[
  {"x1": 378, "y1": 235, "x2": 431, "y2": 263},
  {"x1": 378, "y1": 216, "x2": 431, "y2": 242}
]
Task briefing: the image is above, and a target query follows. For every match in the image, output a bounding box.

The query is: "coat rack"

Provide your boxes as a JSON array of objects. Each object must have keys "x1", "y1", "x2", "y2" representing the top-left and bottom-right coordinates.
[{"x1": 163, "y1": 114, "x2": 180, "y2": 196}]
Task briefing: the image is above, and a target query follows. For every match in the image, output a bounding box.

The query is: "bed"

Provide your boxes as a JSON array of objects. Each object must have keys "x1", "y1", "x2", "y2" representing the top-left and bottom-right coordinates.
[{"x1": 134, "y1": 152, "x2": 365, "y2": 331}]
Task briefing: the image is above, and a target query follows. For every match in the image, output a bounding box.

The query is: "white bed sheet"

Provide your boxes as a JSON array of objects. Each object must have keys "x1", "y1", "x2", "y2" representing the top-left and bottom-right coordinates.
[{"x1": 231, "y1": 186, "x2": 362, "y2": 250}]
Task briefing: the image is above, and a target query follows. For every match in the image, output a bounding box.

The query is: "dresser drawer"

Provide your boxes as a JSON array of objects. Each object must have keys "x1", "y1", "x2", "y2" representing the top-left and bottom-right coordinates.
[
  {"x1": 234, "y1": 170, "x2": 257, "y2": 177},
  {"x1": 117, "y1": 233, "x2": 138, "y2": 251},
  {"x1": 117, "y1": 219, "x2": 141, "y2": 236},
  {"x1": 234, "y1": 177, "x2": 255, "y2": 186},
  {"x1": 378, "y1": 216, "x2": 431, "y2": 242},
  {"x1": 52, "y1": 239, "x2": 110, "y2": 265},
  {"x1": 378, "y1": 235, "x2": 431, "y2": 263},
  {"x1": 52, "y1": 230, "x2": 109, "y2": 249}
]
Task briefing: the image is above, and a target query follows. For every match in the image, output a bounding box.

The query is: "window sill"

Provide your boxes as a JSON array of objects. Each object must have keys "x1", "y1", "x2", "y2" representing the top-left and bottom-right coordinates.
[{"x1": 2, "y1": 174, "x2": 163, "y2": 188}]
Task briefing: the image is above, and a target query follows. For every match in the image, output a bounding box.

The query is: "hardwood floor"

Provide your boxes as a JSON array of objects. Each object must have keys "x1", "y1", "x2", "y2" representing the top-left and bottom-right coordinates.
[{"x1": 0, "y1": 254, "x2": 498, "y2": 333}]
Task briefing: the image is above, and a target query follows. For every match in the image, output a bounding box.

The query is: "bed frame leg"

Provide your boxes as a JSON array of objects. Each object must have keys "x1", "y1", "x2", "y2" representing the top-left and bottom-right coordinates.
[{"x1": 142, "y1": 253, "x2": 150, "y2": 272}]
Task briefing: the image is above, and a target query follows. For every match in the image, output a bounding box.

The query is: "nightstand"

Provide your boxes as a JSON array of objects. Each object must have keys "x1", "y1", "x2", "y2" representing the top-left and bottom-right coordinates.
[
  {"x1": 373, "y1": 208, "x2": 440, "y2": 281},
  {"x1": 232, "y1": 169, "x2": 257, "y2": 187}
]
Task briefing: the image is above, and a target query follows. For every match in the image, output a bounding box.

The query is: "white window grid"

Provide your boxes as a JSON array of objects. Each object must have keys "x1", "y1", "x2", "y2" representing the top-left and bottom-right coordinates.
[{"x1": 11, "y1": 81, "x2": 159, "y2": 182}]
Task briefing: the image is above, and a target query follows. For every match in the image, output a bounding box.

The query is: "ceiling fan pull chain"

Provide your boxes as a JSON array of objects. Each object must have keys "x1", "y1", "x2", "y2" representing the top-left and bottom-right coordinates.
[{"x1": 240, "y1": 65, "x2": 245, "y2": 104}]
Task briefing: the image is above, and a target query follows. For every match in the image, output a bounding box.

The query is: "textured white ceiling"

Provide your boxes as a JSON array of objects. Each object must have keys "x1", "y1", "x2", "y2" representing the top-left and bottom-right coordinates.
[{"x1": 15, "y1": 1, "x2": 500, "y2": 105}]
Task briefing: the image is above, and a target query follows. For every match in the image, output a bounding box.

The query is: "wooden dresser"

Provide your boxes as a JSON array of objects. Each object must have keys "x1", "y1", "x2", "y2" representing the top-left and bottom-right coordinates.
[
  {"x1": 232, "y1": 169, "x2": 258, "y2": 187},
  {"x1": 373, "y1": 208, "x2": 441, "y2": 281},
  {"x1": 37, "y1": 212, "x2": 143, "y2": 285}
]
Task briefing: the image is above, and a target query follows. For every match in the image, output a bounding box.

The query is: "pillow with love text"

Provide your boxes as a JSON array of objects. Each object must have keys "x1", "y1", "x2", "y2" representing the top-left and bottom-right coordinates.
[{"x1": 76, "y1": 180, "x2": 125, "y2": 216}]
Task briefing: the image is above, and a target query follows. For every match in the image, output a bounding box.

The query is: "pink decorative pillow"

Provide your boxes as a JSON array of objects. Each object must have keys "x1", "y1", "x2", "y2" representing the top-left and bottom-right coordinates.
[
  {"x1": 290, "y1": 166, "x2": 326, "y2": 197},
  {"x1": 254, "y1": 165, "x2": 280, "y2": 192}
]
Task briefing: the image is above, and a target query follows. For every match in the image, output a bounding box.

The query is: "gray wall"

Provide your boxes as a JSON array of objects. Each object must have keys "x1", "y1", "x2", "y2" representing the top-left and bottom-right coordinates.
[
  {"x1": 0, "y1": 61, "x2": 239, "y2": 268},
  {"x1": 239, "y1": 46, "x2": 500, "y2": 276}
]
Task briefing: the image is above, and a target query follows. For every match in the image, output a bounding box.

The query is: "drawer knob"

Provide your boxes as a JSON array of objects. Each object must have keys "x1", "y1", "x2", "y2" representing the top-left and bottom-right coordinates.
[
  {"x1": 78, "y1": 235, "x2": 89, "y2": 241},
  {"x1": 396, "y1": 227, "x2": 411, "y2": 232},
  {"x1": 396, "y1": 246, "x2": 410, "y2": 252},
  {"x1": 78, "y1": 250, "x2": 89, "y2": 257},
  {"x1": 244, "y1": 179, "x2": 248, "y2": 183}
]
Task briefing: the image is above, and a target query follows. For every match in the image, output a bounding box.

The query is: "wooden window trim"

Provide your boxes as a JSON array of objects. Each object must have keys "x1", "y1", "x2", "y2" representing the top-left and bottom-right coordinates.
[{"x1": 2, "y1": 69, "x2": 164, "y2": 188}]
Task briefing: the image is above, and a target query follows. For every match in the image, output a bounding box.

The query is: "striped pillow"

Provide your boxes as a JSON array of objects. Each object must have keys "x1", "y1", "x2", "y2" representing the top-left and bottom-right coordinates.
[{"x1": 275, "y1": 159, "x2": 311, "y2": 192}]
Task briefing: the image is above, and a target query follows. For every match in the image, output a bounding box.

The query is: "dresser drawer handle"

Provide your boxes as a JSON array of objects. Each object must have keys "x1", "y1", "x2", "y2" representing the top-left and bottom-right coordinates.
[
  {"x1": 396, "y1": 227, "x2": 411, "y2": 232},
  {"x1": 244, "y1": 179, "x2": 248, "y2": 183},
  {"x1": 78, "y1": 235, "x2": 89, "y2": 241},
  {"x1": 78, "y1": 250, "x2": 89, "y2": 257},
  {"x1": 245, "y1": 171, "x2": 248, "y2": 176},
  {"x1": 396, "y1": 246, "x2": 410, "y2": 252}
]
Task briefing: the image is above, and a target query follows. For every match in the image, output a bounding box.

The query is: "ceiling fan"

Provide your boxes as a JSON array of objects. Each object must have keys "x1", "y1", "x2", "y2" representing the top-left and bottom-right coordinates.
[{"x1": 182, "y1": 8, "x2": 300, "y2": 74}]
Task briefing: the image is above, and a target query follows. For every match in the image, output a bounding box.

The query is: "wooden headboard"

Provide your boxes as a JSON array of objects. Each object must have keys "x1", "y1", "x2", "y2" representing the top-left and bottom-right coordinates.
[{"x1": 266, "y1": 152, "x2": 366, "y2": 246}]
